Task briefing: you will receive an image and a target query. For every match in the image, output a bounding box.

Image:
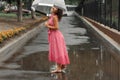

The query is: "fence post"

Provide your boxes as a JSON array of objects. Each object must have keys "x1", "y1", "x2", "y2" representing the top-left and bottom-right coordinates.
[
  {"x1": 104, "y1": 0, "x2": 107, "y2": 25},
  {"x1": 110, "y1": 0, "x2": 112, "y2": 28},
  {"x1": 118, "y1": 0, "x2": 120, "y2": 31},
  {"x1": 99, "y1": 0, "x2": 102, "y2": 23}
]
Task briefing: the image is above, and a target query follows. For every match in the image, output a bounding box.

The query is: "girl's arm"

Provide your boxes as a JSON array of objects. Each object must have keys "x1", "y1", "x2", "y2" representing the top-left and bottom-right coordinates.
[{"x1": 45, "y1": 16, "x2": 59, "y2": 30}]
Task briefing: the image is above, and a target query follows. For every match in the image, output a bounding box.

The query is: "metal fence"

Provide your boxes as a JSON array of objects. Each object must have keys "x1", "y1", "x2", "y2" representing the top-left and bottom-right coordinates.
[
  {"x1": 76, "y1": 0, "x2": 120, "y2": 79},
  {"x1": 76, "y1": 0, "x2": 120, "y2": 31}
]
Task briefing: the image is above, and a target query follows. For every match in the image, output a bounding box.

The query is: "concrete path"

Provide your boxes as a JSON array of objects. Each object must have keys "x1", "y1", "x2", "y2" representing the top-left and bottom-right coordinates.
[{"x1": 0, "y1": 15, "x2": 118, "y2": 80}]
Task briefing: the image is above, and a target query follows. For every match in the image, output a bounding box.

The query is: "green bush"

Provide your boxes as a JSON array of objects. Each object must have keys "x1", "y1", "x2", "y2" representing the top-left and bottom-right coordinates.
[{"x1": 0, "y1": 6, "x2": 5, "y2": 11}]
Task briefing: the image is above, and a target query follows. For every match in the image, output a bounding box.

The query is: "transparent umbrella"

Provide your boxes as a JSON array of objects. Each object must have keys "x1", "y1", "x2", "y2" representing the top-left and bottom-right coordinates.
[{"x1": 31, "y1": 0, "x2": 67, "y2": 15}]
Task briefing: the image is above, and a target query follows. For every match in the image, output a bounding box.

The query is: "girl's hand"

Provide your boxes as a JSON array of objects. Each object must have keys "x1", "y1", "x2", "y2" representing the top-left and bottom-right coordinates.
[
  {"x1": 45, "y1": 22, "x2": 48, "y2": 27},
  {"x1": 45, "y1": 22, "x2": 51, "y2": 28}
]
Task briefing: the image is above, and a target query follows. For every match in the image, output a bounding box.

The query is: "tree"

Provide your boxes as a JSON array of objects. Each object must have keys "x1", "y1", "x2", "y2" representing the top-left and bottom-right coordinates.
[
  {"x1": 30, "y1": 0, "x2": 36, "y2": 19},
  {"x1": 9, "y1": 0, "x2": 35, "y2": 20},
  {"x1": 17, "y1": 0, "x2": 22, "y2": 22}
]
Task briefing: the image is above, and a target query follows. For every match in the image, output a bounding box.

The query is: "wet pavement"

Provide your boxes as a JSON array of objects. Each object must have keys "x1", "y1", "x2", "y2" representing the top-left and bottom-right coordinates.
[{"x1": 0, "y1": 15, "x2": 119, "y2": 80}]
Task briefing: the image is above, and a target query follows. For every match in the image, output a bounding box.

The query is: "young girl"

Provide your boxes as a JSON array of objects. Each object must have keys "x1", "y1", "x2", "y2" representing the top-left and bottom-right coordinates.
[{"x1": 45, "y1": 6, "x2": 70, "y2": 73}]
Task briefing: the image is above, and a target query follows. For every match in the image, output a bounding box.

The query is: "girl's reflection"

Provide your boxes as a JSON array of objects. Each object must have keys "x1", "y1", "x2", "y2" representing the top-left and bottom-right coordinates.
[{"x1": 51, "y1": 73, "x2": 68, "y2": 80}]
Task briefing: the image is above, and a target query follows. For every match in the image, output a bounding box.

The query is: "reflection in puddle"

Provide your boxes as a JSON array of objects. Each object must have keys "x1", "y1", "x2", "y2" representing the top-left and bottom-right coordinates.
[
  {"x1": 51, "y1": 73, "x2": 68, "y2": 80},
  {"x1": 12, "y1": 43, "x2": 118, "y2": 80}
]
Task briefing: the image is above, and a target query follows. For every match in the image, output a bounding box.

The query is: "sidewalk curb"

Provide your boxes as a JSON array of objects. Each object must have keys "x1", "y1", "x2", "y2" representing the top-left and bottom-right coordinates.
[
  {"x1": 0, "y1": 23, "x2": 44, "y2": 62},
  {"x1": 74, "y1": 12, "x2": 120, "y2": 53}
]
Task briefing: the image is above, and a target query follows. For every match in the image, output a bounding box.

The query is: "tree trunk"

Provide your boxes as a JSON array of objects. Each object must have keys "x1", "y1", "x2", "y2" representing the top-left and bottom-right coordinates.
[
  {"x1": 31, "y1": 10, "x2": 36, "y2": 19},
  {"x1": 31, "y1": 0, "x2": 36, "y2": 19},
  {"x1": 17, "y1": 0, "x2": 23, "y2": 22}
]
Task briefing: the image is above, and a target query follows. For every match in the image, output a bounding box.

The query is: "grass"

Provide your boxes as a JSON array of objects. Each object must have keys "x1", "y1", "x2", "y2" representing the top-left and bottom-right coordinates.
[
  {"x1": 0, "y1": 12, "x2": 32, "y2": 19},
  {"x1": 0, "y1": 12, "x2": 17, "y2": 18}
]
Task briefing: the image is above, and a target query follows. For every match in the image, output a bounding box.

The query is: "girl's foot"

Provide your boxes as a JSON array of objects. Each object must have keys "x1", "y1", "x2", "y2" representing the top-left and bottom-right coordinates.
[{"x1": 51, "y1": 69, "x2": 62, "y2": 73}]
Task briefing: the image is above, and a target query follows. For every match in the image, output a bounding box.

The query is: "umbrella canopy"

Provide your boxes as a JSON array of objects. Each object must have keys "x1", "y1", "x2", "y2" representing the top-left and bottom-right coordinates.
[{"x1": 31, "y1": 0, "x2": 67, "y2": 15}]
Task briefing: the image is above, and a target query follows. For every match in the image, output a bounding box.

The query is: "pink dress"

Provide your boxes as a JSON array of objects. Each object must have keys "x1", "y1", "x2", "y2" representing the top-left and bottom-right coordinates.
[{"x1": 48, "y1": 14, "x2": 70, "y2": 65}]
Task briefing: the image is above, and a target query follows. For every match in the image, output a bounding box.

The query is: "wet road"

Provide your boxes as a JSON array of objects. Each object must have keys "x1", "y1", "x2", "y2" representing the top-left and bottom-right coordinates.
[{"x1": 0, "y1": 15, "x2": 119, "y2": 80}]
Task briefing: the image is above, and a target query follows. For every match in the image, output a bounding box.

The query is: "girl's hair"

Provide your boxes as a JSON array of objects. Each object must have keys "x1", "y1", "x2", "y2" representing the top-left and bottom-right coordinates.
[{"x1": 54, "y1": 8, "x2": 63, "y2": 21}]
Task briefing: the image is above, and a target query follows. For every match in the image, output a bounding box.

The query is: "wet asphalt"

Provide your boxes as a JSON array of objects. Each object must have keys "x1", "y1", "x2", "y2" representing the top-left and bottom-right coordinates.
[{"x1": 0, "y1": 15, "x2": 119, "y2": 80}]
